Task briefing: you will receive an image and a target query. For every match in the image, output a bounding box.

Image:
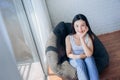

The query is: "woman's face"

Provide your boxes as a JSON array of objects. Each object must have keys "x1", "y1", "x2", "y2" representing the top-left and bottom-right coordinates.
[{"x1": 74, "y1": 20, "x2": 88, "y2": 35}]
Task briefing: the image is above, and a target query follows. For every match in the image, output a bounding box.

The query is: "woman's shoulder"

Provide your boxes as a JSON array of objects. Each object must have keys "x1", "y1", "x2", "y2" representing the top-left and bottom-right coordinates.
[
  {"x1": 87, "y1": 34, "x2": 94, "y2": 40},
  {"x1": 66, "y1": 34, "x2": 73, "y2": 40}
]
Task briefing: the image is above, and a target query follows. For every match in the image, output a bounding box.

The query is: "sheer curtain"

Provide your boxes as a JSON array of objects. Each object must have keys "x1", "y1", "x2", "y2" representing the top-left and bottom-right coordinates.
[
  {"x1": 13, "y1": 0, "x2": 52, "y2": 77},
  {"x1": 0, "y1": 11, "x2": 21, "y2": 80}
]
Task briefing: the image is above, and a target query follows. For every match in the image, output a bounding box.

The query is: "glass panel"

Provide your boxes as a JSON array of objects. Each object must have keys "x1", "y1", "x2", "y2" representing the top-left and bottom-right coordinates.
[{"x1": 0, "y1": 0, "x2": 45, "y2": 80}]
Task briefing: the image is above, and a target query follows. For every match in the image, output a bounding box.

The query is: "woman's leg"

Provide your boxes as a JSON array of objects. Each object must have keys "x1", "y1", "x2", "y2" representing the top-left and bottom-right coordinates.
[
  {"x1": 69, "y1": 59, "x2": 89, "y2": 80},
  {"x1": 85, "y1": 56, "x2": 99, "y2": 80}
]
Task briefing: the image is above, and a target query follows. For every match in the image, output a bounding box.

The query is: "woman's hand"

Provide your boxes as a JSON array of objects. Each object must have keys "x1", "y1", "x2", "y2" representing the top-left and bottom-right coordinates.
[
  {"x1": 79, "y1": 27, "x2": 88, "y2": 39},
  {"x1": 79, "y1": 53, "x2": 87, "y2": 59}
]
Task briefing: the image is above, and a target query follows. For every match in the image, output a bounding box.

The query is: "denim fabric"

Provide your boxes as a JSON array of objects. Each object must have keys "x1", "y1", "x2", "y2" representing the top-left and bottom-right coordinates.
[
  {"x1": 85, "y1": 56, "x2": 99, "y2": 80},
  {"x1": 69, "y1": 56, "x2": 99, "y2": 80},
  {"x1": 69, "y1": 58, "x2": 88, "y2": 80}
]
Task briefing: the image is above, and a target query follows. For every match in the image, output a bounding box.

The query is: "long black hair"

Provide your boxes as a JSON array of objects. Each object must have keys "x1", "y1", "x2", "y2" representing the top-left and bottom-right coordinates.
[{"x1": 71, "y1": 14, "x2": 94, "y2": 41}]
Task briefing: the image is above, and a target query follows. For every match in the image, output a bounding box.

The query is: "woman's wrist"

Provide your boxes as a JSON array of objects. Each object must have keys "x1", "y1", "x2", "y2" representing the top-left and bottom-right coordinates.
[{"x1": 80, "y1": 38, "x2": 85, "y2": 45}]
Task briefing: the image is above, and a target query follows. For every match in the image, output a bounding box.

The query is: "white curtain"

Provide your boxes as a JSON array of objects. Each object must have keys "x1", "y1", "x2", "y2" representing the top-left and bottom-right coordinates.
[
  {"x1": 14, "y1": 0, "x2": 52, "y2": 76},
  {"x1": 30, "y1": 1, "x2": 52, "y2": 74},
  {"x1": 0, "y1": 11, "x2": 22, "y2": 80}
]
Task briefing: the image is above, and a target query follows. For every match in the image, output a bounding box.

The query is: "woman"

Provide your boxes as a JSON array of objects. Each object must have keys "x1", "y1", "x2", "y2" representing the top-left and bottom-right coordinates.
[{"x1": 65, "y1": 14, "x2": 99, "y2": 80}]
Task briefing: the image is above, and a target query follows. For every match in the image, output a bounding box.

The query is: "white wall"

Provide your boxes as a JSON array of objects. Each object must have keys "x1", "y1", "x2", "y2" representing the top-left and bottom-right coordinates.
[
  {"x1": 0, "y1": 12, "x2": 21, "y2": 80},
  {"x1": 46, "y1": 0, "x2": 120, "y2": 35}
]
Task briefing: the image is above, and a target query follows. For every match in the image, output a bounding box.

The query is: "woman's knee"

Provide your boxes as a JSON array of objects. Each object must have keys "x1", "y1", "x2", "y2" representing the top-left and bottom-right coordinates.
[
  {"x1": 76, "y1": 59, "x2": 84, "y2": 64},
  {"x1": 85, "y1": 56, "x2": 95, "y2": 63},
  {"x1": 76, "y1": 59, "x2": 86, "y2": 67}
]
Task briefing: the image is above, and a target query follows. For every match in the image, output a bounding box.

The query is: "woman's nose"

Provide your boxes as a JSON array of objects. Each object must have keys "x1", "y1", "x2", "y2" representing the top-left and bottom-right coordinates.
[{"x1": 79, "y1": 27, "x2": 82, "y2": 30}]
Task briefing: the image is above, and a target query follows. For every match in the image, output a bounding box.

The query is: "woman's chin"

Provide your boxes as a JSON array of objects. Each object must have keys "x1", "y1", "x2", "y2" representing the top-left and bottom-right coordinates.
[{"x1": 77, "y1": 32, "x2": 83, "y2": 35}]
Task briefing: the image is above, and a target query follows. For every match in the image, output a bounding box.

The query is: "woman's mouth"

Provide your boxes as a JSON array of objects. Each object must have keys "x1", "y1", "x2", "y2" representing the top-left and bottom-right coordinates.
[{"x1": 79, "y1": 31, "x2": 83, "y2": 33}]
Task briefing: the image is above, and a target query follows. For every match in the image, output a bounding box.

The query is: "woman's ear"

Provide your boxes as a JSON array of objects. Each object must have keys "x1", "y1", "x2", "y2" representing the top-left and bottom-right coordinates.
[
  {"x1": 86, "y1": 26, "x2": 89, "y2": 32},
  {"x1": 86, "y1": 26, "x2": 89, "y2": 30}
]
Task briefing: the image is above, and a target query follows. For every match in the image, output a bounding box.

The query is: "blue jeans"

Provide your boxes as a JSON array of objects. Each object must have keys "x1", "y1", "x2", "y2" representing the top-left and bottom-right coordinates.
[{"x1": 69, "y1": 56, "x2": 99, "y2": 80}]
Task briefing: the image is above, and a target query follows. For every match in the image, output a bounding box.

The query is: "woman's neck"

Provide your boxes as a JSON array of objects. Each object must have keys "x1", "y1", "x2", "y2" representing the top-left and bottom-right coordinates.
[{"x1": 74, "y1": 34, "x2": 80, "y2": 40}]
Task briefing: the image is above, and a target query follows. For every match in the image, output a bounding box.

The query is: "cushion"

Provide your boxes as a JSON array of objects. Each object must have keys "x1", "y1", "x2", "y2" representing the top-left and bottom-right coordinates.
[
  {"x1": 93, "y1": 34, "x2": 109, "y2": 73},
  {"x1": 46, "y1": 22, "x2": 77, "y2": 80}
]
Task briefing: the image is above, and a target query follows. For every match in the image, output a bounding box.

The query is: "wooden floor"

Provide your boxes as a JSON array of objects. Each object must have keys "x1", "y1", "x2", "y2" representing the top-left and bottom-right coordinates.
[
  {"x1": 48, "y1": 30, "x2": 120, "y2": 80},
  {"x1": 99, "y1": 30, "x2": 120, "y2": 80}
]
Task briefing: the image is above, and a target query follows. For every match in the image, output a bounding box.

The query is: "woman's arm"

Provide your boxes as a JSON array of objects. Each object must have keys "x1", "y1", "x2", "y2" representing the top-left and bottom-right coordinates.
[
  {"x1": 78, "y1": 27, "x2": 94, "y2": 57},
  {"x1": 80, "y1": 35, "x2": 94, "y2": 57},
  {"x1": 65, "y1": 35, "x2": 87, "y2": 59}
]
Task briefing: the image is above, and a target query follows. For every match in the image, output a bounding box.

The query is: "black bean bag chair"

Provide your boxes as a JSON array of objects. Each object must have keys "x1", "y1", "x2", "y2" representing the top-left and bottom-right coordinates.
[{"x1": 45, "y1": 22, "x2": 109, "y2": 80}]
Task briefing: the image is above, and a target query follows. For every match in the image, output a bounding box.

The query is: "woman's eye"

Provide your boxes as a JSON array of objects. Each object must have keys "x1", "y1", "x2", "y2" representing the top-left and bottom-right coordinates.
[{"x1": 82, "y1": 25, "x2": 85, "y2": 27}]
